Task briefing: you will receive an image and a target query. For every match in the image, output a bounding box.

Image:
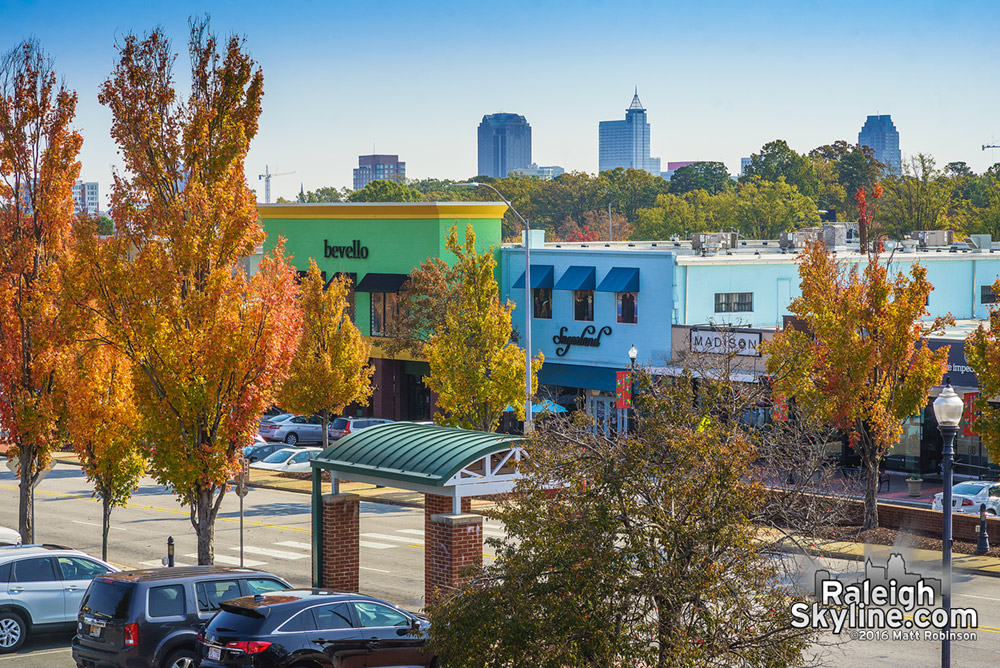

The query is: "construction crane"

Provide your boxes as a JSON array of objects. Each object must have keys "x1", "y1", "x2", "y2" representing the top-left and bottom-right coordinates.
[
  {"x1": 258, "y1": 165, "x2": 295, "y2": 204},
  {"x1": 982, "y1": 144, "x2": 1000, "y2": 151}
]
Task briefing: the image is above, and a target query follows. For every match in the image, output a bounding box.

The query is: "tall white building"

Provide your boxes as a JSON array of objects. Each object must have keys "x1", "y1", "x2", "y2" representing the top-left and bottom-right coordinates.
[
  {"x1": 72, "y1": 181, "x2": 100, "y2": 214},
  {"x1": 598, "y1": 90, "x2": 660, "y2": 175}
]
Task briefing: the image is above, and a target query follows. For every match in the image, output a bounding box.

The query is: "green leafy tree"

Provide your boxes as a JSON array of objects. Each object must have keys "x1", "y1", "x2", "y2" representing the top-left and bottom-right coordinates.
[
  {"x1": 741, "y1": 139, "x2": 820, "y2": 198},
  {"x1": 428, "y1": 374, "x2": 817, "y2": 667},
  {"x1": 878, "y1": 154, "x2": 954, "y2": 238},
  {"x1": 423, "y1": 224, "x2": 541, "y2": 432},
  {"x1": 347, "y1": 179, "x2": 422, "y2": 202},
  {"x1": 599, "y1": 167, "x2": 669, "y2": 222},
  {"x1": 632, "y1": 190, "x2": 737, "y2": 239},
  {"x1": 96, "y1": 216, "x2": 114, "y2": 235},
  {"x1": 734, "y1": 177, "x2": 819, "y2": 239},
  {"x1": 667, "y1": 161, "x2": 732, "y2": 195},
  {"x1": 297, "y1": 185, "x2": 346, "y2": 203},
  {"x1": 279, "y1": 261, "x2": 373, "y2": 448},
  {"x1": 761, "y1": 241, "x2": 951, "y2": 530}
]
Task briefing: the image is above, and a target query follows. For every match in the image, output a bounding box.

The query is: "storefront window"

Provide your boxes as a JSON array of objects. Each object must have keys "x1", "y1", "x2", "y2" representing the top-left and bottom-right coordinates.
[
  {"x1": 371, "y1": 292, "x2": 398, "y2": 337},
  {"x1": 574, "y1": 290, "x2": 594, "y2": 321},
  {"x1": 533, "y1": 288, "x2": 552, "y2": 319},
  {"x1": 617, "y1": 292, "x2": 637, "y2": 324}
]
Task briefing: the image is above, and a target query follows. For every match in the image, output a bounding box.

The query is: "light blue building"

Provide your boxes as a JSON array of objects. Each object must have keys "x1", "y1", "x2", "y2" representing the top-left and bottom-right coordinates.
[{"x1": 598, "y1": 90, "x2": 661, "y2": 175}]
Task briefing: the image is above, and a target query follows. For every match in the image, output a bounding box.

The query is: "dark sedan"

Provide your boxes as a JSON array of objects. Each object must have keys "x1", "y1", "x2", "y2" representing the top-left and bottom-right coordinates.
[{"x1": 197, "y1": 589, "x2": 436, "y2": 668}]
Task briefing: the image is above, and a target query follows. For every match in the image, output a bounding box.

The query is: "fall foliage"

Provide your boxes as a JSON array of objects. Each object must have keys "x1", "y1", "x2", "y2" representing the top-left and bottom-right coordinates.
[
  {"x1": 65, "y1": 20, "x2": 302, "y2": 564},
  {"x1": 279, "y1": 261, "x2": 373, "y2": 448},
  {"x1": 424, "y1": 224, "x2": 542, "y2": 432},
  {"x1": 964, "y1": 279, "x2": 1000, "y2": 464},
  {"x1": 761, "y1": 241, "x2": 951, "y2": 529},
  {"x1": 0, "y1": 40, "x2": 82, "y2": 542}
]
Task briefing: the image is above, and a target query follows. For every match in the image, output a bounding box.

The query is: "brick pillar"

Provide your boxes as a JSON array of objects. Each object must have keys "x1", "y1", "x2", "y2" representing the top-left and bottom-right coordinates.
[
  {"x1": 424, "y1": 493, "x2": 479, "y2": 606},
  {"x1": 321, "y1": 493, "x2": 360, "y2": 592}
]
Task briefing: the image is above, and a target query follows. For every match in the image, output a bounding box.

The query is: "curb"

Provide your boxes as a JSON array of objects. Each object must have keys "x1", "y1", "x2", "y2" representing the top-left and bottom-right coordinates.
[{"x1": 773, "y1": 541, "x2": 1000, "y2": 579}]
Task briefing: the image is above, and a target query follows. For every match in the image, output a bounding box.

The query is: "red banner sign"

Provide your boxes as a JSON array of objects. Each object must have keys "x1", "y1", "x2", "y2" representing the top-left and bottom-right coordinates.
[
  {"x1": 616, "y1": 371, "x2": 632, "y2": 409},
  {"x1": 963, "y1": 391, "x2": 979, "y2": 437}
]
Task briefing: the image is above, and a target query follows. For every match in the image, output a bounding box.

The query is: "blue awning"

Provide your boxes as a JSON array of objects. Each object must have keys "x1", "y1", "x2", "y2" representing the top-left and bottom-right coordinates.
[
  {"x1": 553, "y1": 266, "x2": 596, "y2": 291},
  {"x1": 538, "y1": 363, "x2": 618, "y2": 392},
  {"x1": 596, "y1": 267, "x2": 639, "y2": 293},
  {"x1": 512, "y1": 265, "x2": 554, "y2": 289}
]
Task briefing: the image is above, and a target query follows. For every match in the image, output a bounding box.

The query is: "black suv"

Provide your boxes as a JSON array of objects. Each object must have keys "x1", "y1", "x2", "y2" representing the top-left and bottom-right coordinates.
[
  {"x1": 198, "y1": 589, "x2": 436, "y2": 667},
  {"x1": 72, "y1": 567, "x2": 291, "y2": 668}
]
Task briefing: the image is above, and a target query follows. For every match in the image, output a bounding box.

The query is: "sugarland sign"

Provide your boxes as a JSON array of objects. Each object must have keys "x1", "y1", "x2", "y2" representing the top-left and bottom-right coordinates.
[
  {"x1": 689, "y1": 328, "x2": 762, "y2": 357},
  {"x1": 553, "y1": 325, "x2": 612, "y2": 357}
]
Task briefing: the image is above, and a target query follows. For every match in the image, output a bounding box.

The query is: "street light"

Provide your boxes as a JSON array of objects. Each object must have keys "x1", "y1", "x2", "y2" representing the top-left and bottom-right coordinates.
[
  {"x1": 933, "y1": 380, "x2": 964, "y2": 668},
  {"x1": 625, "y1": 345, "x2": 638, "y2": 434},
  {"x1": 449, "y1": 181, "x2": 535, "y2": 433}
]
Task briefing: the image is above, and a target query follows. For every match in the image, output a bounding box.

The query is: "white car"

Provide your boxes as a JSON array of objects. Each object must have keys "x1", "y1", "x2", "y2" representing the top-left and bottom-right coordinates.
[
  {"x1": 249, "y1": 447, "x2": 322, "y2": 473},
  {"x1": 0, "y1": 526, "x2": 20, "y2": 546},
  {"x1": 931, "y1": 481, "x2": 1000, "y2": 515}
]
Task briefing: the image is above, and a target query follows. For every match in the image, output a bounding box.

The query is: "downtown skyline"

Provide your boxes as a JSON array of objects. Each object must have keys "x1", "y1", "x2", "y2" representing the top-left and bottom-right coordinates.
[{"x1": 2, "y1": 0, "x2": 998, "y2": 206}]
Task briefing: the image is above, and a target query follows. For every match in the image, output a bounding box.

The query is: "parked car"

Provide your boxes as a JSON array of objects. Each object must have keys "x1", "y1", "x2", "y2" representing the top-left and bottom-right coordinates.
[
  {"x1": 257, "y1": 413, "x2": 296, "y2": 439},
  {"x1": 328, "y1": 417, "x2": 394, "y2": 441},
  {"x1": 197, "y1": 589, "x2": 436, "y2": 668},
  {"x1": 250, "y1": 447, "x2": 322, "y2": 474},
  {"x1": 0, "y1": 526, "x2": 21, "y2": 546},
  {"x1": 932, "y1": 481, "x2": 1000, "y2": 515},
  {"x1": 260, "y1": 415, "x2": 327, "y2": 445},
  {"x1": 242, "y1": 442, "x2": 288, "y2": 464},
  {"x1": 0, "y1": 545, "x2": 118, "y2": 652},
  {"x1": 72, "y1": 566, "x2": 291, "y2": 668}
]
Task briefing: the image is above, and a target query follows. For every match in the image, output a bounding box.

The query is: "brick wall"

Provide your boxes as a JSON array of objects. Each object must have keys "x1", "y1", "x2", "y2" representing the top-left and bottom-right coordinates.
[
  {"x1": 425, "y1": 493, "x2": 479, "y2": 606},
  {"x1": 321, "y1": 493, "x2": 360, "y2": 592}
]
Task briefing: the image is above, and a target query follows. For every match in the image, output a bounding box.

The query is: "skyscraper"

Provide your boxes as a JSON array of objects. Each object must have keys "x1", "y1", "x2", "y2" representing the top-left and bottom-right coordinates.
[
  {"x1": 353, "y1": 155, "x2": 405, "y2": 191},
  {"x1": 598, "y1": 90, "x2": 661, "y2": 175},
  {"x1": 477, "y1": 113, "x2": 532, "y2": 178},
  {"x1": 858, "y1": 115, "x2": 902, "y2": 176}
]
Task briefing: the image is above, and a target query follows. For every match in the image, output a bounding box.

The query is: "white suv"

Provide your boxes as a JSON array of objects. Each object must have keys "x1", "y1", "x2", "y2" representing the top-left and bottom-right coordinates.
[{"x1": 0, "y1": 545, "x2": 118, "y2": 652}]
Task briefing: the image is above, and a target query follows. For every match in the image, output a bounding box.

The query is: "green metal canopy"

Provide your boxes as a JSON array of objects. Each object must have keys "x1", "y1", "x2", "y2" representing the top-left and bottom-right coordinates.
[{"x1": 312, "y1": 422, "x2": 523, "y2": 489}]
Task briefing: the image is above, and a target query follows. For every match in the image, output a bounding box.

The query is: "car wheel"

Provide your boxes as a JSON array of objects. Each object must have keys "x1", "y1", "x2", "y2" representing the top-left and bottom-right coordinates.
[
  {"x1": 284, "y1": 433, "x2": 298, "y2": 445},
  {"x1": 0, "y1": 610, "x2": 26, "y2": 653},
  {"x1": 163, "y1": 648, "x2": 197, "y2": 668},
  {"x1": 988, "y1": 508, "x2": 997, "y2": 516}
]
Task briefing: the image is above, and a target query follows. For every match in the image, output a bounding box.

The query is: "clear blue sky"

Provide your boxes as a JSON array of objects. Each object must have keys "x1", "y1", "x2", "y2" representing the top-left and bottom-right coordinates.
[{"x1": 2, "y1": 0, "x2": 998, "y2": 204}]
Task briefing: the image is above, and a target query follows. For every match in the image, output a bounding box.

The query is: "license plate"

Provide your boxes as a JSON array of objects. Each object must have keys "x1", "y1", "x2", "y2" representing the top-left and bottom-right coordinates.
[
  {"x1": 208, "y1": 646, "x2": 221, "y2": 661},
  {"x1": 89, "y1": 625, "x2": 101, "y2": 637}
]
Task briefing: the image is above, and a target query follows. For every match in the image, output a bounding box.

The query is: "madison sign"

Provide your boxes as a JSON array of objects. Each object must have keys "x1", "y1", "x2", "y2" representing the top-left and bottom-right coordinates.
[
  {"x1": 324, "y1": 239, "x2": 369, "y2": 259},
  {"x1": 553, "y1": 325, "x2": 612, "y2": 357},
  {"x1": 689, "y1": 329, "x2": 762, "y2": 357}
]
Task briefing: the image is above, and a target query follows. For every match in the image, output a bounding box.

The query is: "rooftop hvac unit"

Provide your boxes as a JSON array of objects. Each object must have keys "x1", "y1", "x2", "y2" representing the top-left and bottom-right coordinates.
[
  {"x1": 691, "y1": 232, "x2": 737, "y2": 250},
  {"x1": 912, "y1": 230, "x2": 954, "y2": 247},
  {"x1": 778, "y1": 230, "x2": 821, "y2": 249}
]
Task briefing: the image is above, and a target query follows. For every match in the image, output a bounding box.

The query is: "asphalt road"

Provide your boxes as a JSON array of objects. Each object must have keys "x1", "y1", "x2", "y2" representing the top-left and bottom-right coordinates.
[{"x1": 0, "y1": 463, "x2": 997, "y2": 667}]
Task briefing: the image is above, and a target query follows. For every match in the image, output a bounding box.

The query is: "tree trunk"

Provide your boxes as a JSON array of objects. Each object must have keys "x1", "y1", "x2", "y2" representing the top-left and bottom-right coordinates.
[
  {"x1": 863, "y1": 457, "x2": 879, "y2": 531},
  {"x1": 322, "y1": 409, "x2": 329, "y2": 450},
  {"x1": 101, "y1": 494, "x2": 111, "y2": 562},
  {"x1": 18, "y1": 443, "x2": 34, "y2": 544},
  {"x1": 191, "y1": 486, "x2": 220, "y2": 565}
]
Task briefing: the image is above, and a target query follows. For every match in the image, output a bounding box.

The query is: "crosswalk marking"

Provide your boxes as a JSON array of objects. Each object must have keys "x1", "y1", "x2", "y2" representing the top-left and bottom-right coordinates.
[
  {"x1": 139, "y1": 559, "x2": 191, "y2": 568},
  {"x1": 185, "y1": 553, "x2": 265, "y2": 567},
  {"x1": 359, "y1": 540, "x2": 396, "y2": 550},
  {"x1": 360, "y1": 566, "x2": 391, "y2": 573},
  {"x1": 361, "y1": 533, "x2": 424, "y2": 545},
  {"x1": 73, "y1": 520, "x2": 126, "y2": 531},
  {"x1": 276, "y1": 541, "x2": 312, "y2": 550},
  {"x1": 396, "y1": 529, "x2": 424, "y2": 536},
  {"x1": 232, "y1": 546, "x2": 308, "y2": 560}
]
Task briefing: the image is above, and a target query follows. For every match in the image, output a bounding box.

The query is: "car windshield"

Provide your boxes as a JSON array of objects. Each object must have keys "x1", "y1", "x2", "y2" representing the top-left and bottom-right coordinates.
[
  {"x1": 331, "y1": 418, "x2": 349, "y2": 430},
  {"x1": 269, "y1": 413, "x2": 294, "y2": 423},
  {"x1": 208, "y1": 609, "x2": 267, "y2": 635},
  {"x1": 953, "y1": 483, "x2": 987, "y2": 496},
  {"x1": 262, "y1": 449, "x2": 294, "y2": 464},
  {"x1": 80, "y1": 580, "x2": 133, "y2": 620}
]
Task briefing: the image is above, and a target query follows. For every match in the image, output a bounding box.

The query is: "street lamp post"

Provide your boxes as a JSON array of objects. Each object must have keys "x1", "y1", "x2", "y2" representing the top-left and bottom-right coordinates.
[
  {"x1": 450, "y1": 182, "x2": 535, "y2": 433},
  {"x1": 626, "y1": 345, "x2": 638, "y2": 435},
  {"x1": 933, "y1": 381, "x2": 964, "y2": 668}
]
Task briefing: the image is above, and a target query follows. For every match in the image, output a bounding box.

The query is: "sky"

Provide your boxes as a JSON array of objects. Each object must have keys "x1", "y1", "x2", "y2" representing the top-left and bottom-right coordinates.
[{"x1": 2, "y1": 0, "x2": 999, "y2": 206}]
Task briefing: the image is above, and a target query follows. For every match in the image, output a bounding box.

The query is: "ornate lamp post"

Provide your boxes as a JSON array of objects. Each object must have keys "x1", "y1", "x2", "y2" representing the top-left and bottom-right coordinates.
[{"x1": 933, "y1": 381, "x2": 964, "y2": 668}]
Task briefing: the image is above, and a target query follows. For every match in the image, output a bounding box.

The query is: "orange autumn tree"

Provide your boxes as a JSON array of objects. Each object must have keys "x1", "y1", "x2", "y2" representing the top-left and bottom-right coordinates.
[
  {"x1": 964, "y1": 279, "x2": 1000, "y2": 463},
  {"x1": 424, "y1": 224, "x2": 542, "y2": 432},
  {"x1": 68, "y1": 20, "x2": 302, "y2": 564},
  {"x1": 0, "y1": 40, "x2": 82, "y2": 542},
  {"x1": 761, "y1": 239, "x2": 950, "y2": 530},
  {"x1": 57, "y1": 339, "x2": 144, "y2": 561},
  {"x1": 280, "y1": 261, "x2": 373, "y2": 449}
]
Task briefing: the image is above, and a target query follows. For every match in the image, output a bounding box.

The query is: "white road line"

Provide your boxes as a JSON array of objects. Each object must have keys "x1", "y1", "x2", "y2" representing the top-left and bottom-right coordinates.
[
  {"x1": 360, "y1": 566, "x2": 391, "y2": 573},
  {"x1": 73, "y1": 520, "x2": 126, "y2": 531},
  {"x1": 186, "y1": 553, "x2": 265, "y2": 567},
  {"x1": 957, "y1": 593, "x2": 1000, "y2": 602},
  {"x1": 232, "y1": 546, "x2": 308, "y2": 560},
  {"x1": 396, "y1": 529, "x2": 424, "y2": 536},
  {"x1": 362, "y1": 533, "x2": 424, "y2": 545},
  {"x1": 139, "y1": 559, "x2": 191, "y2": 568},
  {"x1": 359, "y1": 540, "x2": 396, "y2": 550},
  {"x1": 0, "y1": 647, "x2": 70, "y2": 661},
  {"x1": 276, "y1": 541, "x2": 312, "y2": 550}
]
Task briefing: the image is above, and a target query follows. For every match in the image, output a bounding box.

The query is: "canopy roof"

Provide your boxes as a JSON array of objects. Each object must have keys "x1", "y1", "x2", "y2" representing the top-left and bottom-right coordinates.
[{"x1": 312, "y1": 422, "x2": 524, "y2": 493}]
